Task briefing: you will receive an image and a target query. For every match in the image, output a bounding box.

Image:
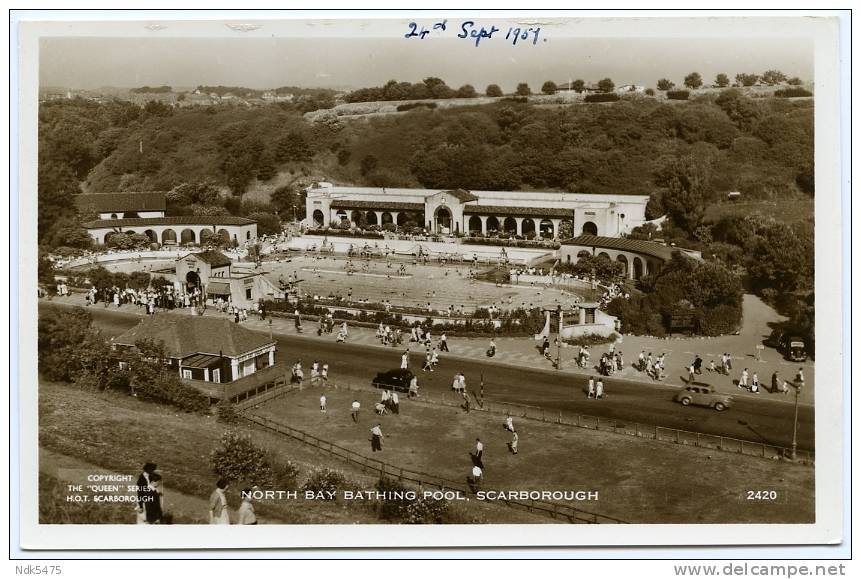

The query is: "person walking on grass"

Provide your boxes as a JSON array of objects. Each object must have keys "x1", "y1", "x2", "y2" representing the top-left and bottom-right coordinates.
[
  {"x1": 469, "y1": 465, "x2": 483, "y2": 492},
  {"x1": 391, "y1": 391, "x2": 400, "y2": 415},
  {"x1": 320, "y1": 394, "x2": 327, "y2": 413},
  {"x1": 509, "y1": 430, "x2": 519, "y2": 455},
  {"x1": 475, "y1": 438, "x2": 484, "y2": 466},
  {"x1": 439, "y1": 333, "x2": 449, "y2": 352},
  {"x1": 351, "y1": 399, "x2": 361, "y2": 422},
  {"x1": 370, "y1": 424, "x2": 384, "y2": 452},
  {"x1": 587, "y1": 376, "x2": 596, "y2": 399},
  {"x1": 595, "y1": 378, "x2": 604, "y2": 400},
  {"x1": 739, "y1": 368, "x2": 749, "y2": 390},
  {"x1": 423, "y1": 351, "x2": 434, "y2": 373},
  {"x1": 401, "y1": 350, "x2": 409, "y2": 370},
  {"x1": 505, "y1": 414, "x2": 514, "y2": 433}
]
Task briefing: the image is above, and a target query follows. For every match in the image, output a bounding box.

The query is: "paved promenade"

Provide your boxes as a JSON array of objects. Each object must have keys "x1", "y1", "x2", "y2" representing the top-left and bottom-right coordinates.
[{"x1": 42, "y1": 292, "x2": 814, "y2": 406}]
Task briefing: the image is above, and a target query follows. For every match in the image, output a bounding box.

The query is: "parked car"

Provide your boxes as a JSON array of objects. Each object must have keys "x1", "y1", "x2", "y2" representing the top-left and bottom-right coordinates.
[
  {"x1": 778, "y1": 334, "x2": 808, "y2": 362},
  {"x1": 372, "y1": 369, "x2": 414, "y2": 393},
  {"x1": 766, "y1": 331, "x2": 808, "y2": 362},
  {"x1": 673, "y1": 384, "x2": 733, "y2": 411}
]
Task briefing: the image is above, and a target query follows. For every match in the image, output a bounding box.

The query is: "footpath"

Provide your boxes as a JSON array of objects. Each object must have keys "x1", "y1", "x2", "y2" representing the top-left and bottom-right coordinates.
[{"x1": 41, "y1": 292, "x2": 815, "y2": 407}]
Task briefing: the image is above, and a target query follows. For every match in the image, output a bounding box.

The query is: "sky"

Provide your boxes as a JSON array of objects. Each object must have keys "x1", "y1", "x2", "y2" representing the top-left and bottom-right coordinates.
[{"x1": 38, "y1": 25, "x2": 815, "y2": 92}]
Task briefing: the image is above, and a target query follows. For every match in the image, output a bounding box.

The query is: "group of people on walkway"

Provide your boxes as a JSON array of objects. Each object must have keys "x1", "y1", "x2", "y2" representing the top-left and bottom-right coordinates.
[{"x1": 290, "y1": 360, "x2": 330, "y2": 387}]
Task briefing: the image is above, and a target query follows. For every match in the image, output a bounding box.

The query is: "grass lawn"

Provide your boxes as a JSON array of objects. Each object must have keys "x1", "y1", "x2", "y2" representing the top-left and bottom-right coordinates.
[
  {"x1": 705, "y1": 198, "x2": 814, "y2": 225},
  {"x1": 251, "y1": 386, "x2": 815, "y2": 524},
  {"x1": 38, "y1": 380, "x2": 547, "y2": 524}
]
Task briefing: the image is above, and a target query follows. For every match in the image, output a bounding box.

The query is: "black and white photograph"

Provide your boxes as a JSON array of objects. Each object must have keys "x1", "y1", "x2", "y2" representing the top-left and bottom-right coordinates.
[{"x1": 12, "y1": 10, "x2": 847, "y2": 552}]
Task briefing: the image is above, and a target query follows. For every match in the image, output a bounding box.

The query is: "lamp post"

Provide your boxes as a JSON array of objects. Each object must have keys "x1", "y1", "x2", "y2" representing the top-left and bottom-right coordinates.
[
  {"x1": 791, "y1": 381, "x2": 803, "y2": 461},
  {"x1": 555, "y1": 305, "x2": 563, "y2": 370}
]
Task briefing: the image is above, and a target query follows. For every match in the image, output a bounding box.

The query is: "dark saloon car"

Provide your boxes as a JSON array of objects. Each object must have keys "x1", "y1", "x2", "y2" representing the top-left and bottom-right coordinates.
[{"x1": 372, "y1": 369, "x2": 415, "y2": 393}]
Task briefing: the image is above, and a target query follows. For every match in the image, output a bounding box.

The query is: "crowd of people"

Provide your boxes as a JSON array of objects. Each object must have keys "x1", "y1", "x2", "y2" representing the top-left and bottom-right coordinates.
[
  {"x1": 637, "y1": 350, "x2": 667, "y2": 381},
  {"x1": 598, "y1": 282, "x2": 629, "y2": 309},
  {"x1": 83, "y1": 283, "x2": 200, "y2": 314}
]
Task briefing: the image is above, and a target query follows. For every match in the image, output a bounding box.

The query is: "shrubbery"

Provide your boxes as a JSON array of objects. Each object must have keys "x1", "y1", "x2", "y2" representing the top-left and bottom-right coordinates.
[
  {"x1": 606, "y1": 253, "x2": 743, "y2": 336},
  {"x1": 563, "y1": 332, "x2": 620, "y2": 347},
  {"x1": 666, "y1": 90, "x2": 690, "y2": 100},
  {"x1": 462, "y1": 237, "x2": 560, "y2": 249},
  {"x1": 210, "y1": 431, "x2": 300, "y2": 489},
  {"x1": 396, "y1": 102, "x2": 438, "y2": 112},
  {"x1": 375, "y1": 477, "x2": 449, "y2": 524},
  {"x1": 774, "y1": 88, "x2": 813, "y2": 98},
  {"x1": 584, "y1": 93, "x2": 620, "y2": 103},
  {"x1": 302, "y1": 468, "x2": 347, "y2": 499},
  {"x1": 215, "y1": 399, "x2": 239, "y2": 424},
  {"x1": 132, "y1": 372, "x2": 209, "y2": 411}
]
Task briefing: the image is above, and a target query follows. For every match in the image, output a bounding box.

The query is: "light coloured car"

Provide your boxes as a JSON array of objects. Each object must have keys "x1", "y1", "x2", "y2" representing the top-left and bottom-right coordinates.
[{"x1": 674, "y1": 384, "x2": 733, "y2": 411}]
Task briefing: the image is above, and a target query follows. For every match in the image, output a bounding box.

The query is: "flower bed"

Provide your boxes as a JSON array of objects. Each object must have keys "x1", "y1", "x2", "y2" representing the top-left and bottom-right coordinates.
[{"x1": 462, "y1": 237, "x2": 560, "y2": 249}]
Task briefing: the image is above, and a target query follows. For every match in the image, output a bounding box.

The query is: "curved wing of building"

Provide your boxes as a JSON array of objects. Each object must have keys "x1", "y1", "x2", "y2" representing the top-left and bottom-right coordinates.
[{"x1": 305, "y1": 183, "x2": 649, "y2": 238}]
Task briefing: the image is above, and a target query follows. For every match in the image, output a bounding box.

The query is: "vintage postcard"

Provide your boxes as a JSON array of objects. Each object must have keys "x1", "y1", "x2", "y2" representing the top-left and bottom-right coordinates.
[{"x1": 14, "y1": 11, "x2": 845, "y2": 550}]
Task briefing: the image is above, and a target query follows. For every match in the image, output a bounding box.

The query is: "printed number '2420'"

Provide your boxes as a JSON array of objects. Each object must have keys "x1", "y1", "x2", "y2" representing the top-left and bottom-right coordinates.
[{"x1": 746, "y1": 490, "x2": 778, "y2": 500}]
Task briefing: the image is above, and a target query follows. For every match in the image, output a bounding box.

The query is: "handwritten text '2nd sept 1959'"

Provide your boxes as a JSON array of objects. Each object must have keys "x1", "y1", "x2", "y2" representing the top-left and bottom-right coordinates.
[{"x1": 405, "y1": 20, "x2": 543, "y2": 47}]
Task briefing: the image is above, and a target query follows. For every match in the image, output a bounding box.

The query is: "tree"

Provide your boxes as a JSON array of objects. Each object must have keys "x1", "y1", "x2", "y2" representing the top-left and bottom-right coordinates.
[
  {"x1": 541, "y1": 80, "x2": 558, "y2": 95},
  {"x1": 360, "y1": 154, "x2": 379, "y2": 176},
  {"x1": 659, "y1": 149, "x2": 717, "y2": 235},
  {"x1": 38, "y1": 163, "x2": 79, "y2": 244},
  {"x1": 246, "y1": 212, "x2": 282, "y2": 236},
  {"x1": 571, "y1": 79, "x2": 585, "y2": 93},
  {"x1": 221, "y1": 153, "x2": 256, "y2": 195},
  {"x1": 714, "y1": 73, "x2": 730, "y2": 87},
  {"x1": 270, "y1": 185, "x2": 302, "y2": 216},
  {"x1": 597, "y1": 78, "x2": 615, "y2": 93},
  {"x1": 455, "y1": 84, "x2": 477, "y2": 98},
  {"x1": 276, "y1": 131, "x2": 312, "y2": 163},
  {"x1": 761, "y1": 70, "x2": 788, "y2": 85},
  {"x1": 562, "y1": 253, "x2": 624, "y2": 281},
  {"x1": 46, "y1": 216, "x2": 93, "y2": 249},
  {"x1": 787, "y1": 77, "x2": 804, "y2": 86},
  {"x1": 125, "y1": 339, "x2": 208, "y2": 411},
  {"x1": 38, "y1": 253, "x2": 55, "y2": 292},
  {"x1": 656, "y1": 78, "x2": 675, "y2": 91},
  {"x1": 38, "y1": 307, "x2": 95, "y2": 382},
  {"x1": 735, "y1": 73, "x2": 760, "y2": 87},
  {"x1": 645, "y1": 88, "x2": 655, "y2": 96},
  {"x1": 683, "y1": 72, "x2": 703, "y2": 89},
  {"x1": 424, "y1": 77, "x2": 454, "y2": 99},
  {"x1": 747, "y1": 222, "x2": 814, "y2": 294},
  {"x1": 171, "y1": 181, "x2": 221, "y2": 206},
  {"x1": 715, "y1": 89, "x2": 762, "y2": 131},
  {"x1": 209, "y1": 431, "x2": 288, "y2": 488},
  {"x1": 142, "y1": 100, "x2": 173, "y2": 118},
  {"x1": 515, "y1": 83, "x2": 532, "y2": 96},
  {"x1": 485, "y1": 84, "x2": 503, "y2": 97}
]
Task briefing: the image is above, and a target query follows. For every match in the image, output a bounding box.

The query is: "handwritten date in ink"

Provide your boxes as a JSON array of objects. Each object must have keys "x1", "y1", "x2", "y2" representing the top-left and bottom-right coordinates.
[{"x1": 405, "y1": 21, "x2": 542, "y2": 47}]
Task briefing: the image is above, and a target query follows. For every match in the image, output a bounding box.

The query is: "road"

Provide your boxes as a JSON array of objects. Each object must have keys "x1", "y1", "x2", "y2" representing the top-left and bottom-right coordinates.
[{"x1": 42, "y1": 304, "x2": 814, "y2": 451}]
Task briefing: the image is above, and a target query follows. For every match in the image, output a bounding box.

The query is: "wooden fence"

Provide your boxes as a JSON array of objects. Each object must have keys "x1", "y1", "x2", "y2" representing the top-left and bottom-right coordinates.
[
  {"x1": 245, "y1": 380, "x2": 814, "y2": 466},
  {"x1": 241, "y1": 411, "x2": 625, "y2": 524}
]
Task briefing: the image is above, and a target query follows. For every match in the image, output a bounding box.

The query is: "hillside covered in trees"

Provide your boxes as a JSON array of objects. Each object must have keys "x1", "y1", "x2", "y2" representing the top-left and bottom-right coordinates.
[
  {"x1": 60, "y1": 90, "x2": 812, "y2": 202},
  {"x1": 38, "y1": 90, "x2": 814, "y2": 344}
]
